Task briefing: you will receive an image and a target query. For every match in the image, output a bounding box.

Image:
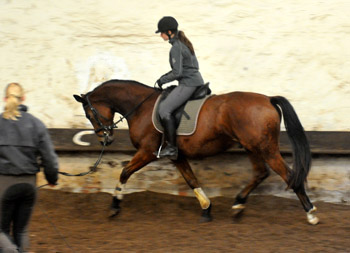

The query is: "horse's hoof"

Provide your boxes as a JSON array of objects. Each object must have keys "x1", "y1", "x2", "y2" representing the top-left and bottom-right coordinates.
[
  {"x1": 232, "y1": 204, "x2": 245, "y2": 217},
  {"x1": 108, "y1": 208, "x2": 121, "y2": 218},
  {"x1": 307, "y1": 215, "x2": 319, "y2": 225},
  {"x1": 307, "y1": 206, "x2": 319, "y2": 225},
  {"x1": 109, "y1": 197, "x2": 121, "y2": 218},
  {"x1": 200, "y1": 215, "x2": 213, "y2": 223},
  {"x1": 200, "y1": 204, "x2": 212, "y2": 223}
]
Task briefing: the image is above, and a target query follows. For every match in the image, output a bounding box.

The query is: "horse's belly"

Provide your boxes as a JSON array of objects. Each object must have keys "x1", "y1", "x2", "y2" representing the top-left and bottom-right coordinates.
[{"x1": 180, "y1": 137, "x2": 234, "y2": 158}]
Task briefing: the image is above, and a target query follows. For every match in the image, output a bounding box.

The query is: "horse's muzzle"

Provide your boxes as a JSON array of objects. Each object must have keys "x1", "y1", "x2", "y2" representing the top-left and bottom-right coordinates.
[{"x1": 98, "y1": 135, "x2": 114, "y2": 146}]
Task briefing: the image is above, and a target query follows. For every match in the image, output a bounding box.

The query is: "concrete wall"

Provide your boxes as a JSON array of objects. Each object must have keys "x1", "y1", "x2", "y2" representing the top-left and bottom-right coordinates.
[{"x1": 0, "y1": 0, "x2": 349, "y2": 130}]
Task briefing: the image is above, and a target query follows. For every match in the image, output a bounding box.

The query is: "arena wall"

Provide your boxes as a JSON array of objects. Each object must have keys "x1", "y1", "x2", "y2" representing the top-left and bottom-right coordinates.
[{"x1": 36, "y1": 129, "x2": 350, "y2": 205}]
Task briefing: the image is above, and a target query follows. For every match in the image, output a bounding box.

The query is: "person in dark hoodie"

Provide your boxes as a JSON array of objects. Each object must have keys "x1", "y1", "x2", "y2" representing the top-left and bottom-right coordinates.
[
  {"x1": 0, "y1": 82, "x2": 59, "y2": 252},
  {"x1": 155, "y1": 16, "x2": 205, "y2": 160}
]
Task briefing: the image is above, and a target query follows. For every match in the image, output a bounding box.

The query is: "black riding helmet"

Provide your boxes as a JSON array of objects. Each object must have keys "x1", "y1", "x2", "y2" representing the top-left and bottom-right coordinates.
[{"x1": 155, "y1": 16, "x2": 178, "y2": 34}]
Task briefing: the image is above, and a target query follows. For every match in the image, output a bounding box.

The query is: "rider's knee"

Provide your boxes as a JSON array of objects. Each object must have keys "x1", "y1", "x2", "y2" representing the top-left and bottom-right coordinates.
[{"x1": 159, "y1": 110, "x2": 171, "y2": 121}]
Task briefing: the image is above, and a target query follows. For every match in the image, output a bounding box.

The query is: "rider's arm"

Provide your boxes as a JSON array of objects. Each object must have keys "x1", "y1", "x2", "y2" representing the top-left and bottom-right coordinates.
[{"x1": 159, "y1": 42, "x2": 183, "y2": 84}]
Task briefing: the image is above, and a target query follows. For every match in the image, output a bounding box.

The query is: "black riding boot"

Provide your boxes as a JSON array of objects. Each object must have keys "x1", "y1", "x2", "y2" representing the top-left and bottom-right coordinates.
[{"x1": 158, "y1": 115, "x2": 178, "y2": 160}]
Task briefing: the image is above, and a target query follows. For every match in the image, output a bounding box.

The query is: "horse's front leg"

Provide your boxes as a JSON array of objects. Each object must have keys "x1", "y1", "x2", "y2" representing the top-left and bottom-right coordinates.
[
  {"x1": 172, "y1": 154, "x2": 212, "y2": 222},
  {"x1": 110, "y1": 150, "x2": 156, "y2": 217}
]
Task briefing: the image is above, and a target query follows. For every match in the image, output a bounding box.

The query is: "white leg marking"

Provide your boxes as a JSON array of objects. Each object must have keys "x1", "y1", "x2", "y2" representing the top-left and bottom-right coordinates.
[
  {"x1": 307, "y1": 206, "x2": 319, "y2": 225},
  {"x1": 114, "y1": 182, "x2": 125, "y2": 200},
  {"x1": 194, "y1": 188, "x2": 210, "y2": 209},
  {"x1": 232, "y1": 203, "x2": 245, "y2": 210}
]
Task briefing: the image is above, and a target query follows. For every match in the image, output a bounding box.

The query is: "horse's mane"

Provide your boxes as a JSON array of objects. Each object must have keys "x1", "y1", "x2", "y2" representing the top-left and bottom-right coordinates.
[{"x1": 92, "y1": 79, "x2": 153, "y2": 92}]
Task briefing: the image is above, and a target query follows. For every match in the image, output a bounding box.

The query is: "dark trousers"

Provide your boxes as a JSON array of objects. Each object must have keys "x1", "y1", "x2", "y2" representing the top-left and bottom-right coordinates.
[
  {"x1": 0, "y1": 175, "x2": 36, "y2": 253},
  {"x1": 1, "y1": 183, "x2": 36, "y2": 248}
]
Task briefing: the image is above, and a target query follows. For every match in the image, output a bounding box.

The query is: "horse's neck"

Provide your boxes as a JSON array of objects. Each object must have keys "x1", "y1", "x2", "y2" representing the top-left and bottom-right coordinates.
[{"x1": 101, "y1": 83, "x2": 156, "y2": 116}]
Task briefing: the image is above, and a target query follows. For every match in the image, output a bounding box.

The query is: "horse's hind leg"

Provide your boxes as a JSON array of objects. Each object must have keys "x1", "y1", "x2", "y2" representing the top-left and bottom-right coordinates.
[
  {"x1": 265, "y1": 153, "x2": 319, "y2": 225},
  {"x1": 172, "y1": 154, "x2": 212, "y2": 222},
  {"x1": 232, "y1": 152, "x2": 270, "y2": 214}
]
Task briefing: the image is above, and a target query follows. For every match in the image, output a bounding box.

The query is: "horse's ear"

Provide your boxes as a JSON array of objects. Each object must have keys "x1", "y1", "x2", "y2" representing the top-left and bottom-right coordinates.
[{"x1": 73, "y1": 94, "x2": 85, "y2": 104}]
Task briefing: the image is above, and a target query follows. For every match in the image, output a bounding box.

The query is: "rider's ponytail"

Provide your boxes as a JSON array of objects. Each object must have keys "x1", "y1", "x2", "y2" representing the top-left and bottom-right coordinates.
[
  {"x1": 3, "y1": 83, "x2": 24, "y2": 120},
  {"x1": 178, "y1": 30, "x2": 195, "y2": 55}
]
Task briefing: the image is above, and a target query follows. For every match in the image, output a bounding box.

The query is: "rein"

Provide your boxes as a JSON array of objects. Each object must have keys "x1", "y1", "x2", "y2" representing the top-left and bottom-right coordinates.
[
  {"x1": 57, "y1": 135, "x2": 107, "y2": 177},
  {"x1": 35, "y1": 135, "x2": 108, "y2": 185}
]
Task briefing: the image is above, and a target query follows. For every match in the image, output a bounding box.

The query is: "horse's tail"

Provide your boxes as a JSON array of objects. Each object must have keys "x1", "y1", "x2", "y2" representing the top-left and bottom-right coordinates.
[{"x1": 270, "y1": 96, "x2": 311, "y2": 190}]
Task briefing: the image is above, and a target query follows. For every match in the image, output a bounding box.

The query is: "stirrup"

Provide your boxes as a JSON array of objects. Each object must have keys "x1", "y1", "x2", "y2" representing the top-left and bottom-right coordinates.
[
  {"x1": 156, "y1": 144, "x2": 178, "y2": 160},
  {"x1": 155, "y1": 143, "x2": 164, "y2": 158},
  {"x1": 154, "y1": 134, "x2": 165, "y2": 158}
]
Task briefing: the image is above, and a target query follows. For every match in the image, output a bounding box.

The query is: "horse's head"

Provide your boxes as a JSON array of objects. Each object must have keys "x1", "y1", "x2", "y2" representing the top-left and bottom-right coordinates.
[{"x1": 73, "y1": 94, "x2": 115, "y2": 146}]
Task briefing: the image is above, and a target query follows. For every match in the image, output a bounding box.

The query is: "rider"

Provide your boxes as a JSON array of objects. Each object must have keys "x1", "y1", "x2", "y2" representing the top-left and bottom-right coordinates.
[{"x1": 155, "y1": 16, "x2": 205, "y2": 160}]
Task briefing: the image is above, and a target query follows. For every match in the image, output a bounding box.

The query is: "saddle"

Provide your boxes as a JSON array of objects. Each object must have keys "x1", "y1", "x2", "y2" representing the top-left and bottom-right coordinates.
[{"x1": 153, "y1": 83, "x2": 212, "y2": 134}]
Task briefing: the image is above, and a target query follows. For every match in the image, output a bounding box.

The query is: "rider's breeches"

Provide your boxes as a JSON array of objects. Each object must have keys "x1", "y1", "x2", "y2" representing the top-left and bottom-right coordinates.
[{"x1": 158, "y1": 85, "x2": 197, "y2": 120}]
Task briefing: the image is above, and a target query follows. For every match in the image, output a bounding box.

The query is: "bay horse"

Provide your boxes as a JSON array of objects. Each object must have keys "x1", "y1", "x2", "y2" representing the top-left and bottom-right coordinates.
[{"x1": 73, "y1": 79, "x2": 319, "y2": 225}]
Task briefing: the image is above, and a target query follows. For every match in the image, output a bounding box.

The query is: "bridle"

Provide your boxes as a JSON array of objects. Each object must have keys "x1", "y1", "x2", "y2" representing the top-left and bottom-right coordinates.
[
  {"x1": 85, "y1": 95, "x2": 116, "y2": 136},
  {"x1": 85, "y1": 89, "x2": 159, "y2": 137}
]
